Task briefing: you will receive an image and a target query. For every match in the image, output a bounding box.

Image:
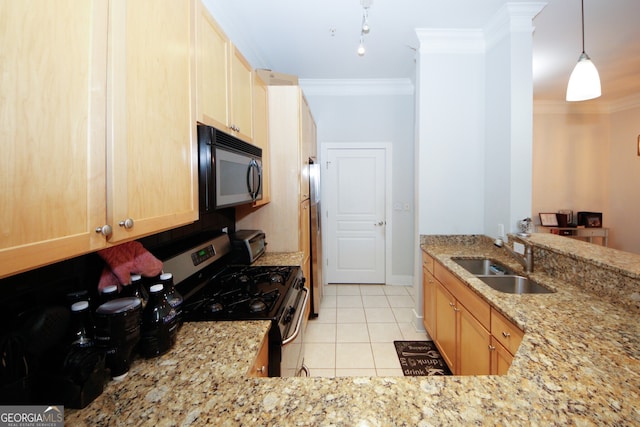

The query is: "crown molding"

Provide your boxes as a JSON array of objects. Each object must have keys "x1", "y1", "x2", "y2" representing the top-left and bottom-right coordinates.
[
  {"x1": 535, "y1": 93, "x2": 640, "y2": 115},
  {"x1": 415, "y1": 29, "x2": 485, "y2": 54},
  {"x1": 534, "y1": 100, "x2": 609, "y2": 115},
  {"x1": 484, "y1": 2, "x2": 547, "y2": 49},
  {"x1": 609, "y1": 94, "x2": 640, "y2": 113},
  {"x1": 299, "y1": 78, "x2": 414, "y2": 97}
]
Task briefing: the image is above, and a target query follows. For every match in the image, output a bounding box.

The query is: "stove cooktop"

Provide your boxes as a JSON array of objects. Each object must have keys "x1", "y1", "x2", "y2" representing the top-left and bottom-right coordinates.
[{"x1": 181, "y1": 265, "x2": 297, "y2": 322}]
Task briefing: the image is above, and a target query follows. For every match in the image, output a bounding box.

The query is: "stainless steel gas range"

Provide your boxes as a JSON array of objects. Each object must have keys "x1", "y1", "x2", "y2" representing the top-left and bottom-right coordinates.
[{"x1": 161, "y1": 233, "x2": 308, "y2": 377}]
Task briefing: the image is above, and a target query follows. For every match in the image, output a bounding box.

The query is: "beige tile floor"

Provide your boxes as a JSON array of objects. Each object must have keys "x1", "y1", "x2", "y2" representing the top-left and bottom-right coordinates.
[{"x1": 304, "y1": 284, "x2": 429, "y2": 377}]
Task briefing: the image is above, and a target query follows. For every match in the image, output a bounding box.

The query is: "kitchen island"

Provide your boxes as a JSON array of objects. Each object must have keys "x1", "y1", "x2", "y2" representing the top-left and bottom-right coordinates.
[{"x1": 66, "y1": 235, "x2": 639, "y2": 425}]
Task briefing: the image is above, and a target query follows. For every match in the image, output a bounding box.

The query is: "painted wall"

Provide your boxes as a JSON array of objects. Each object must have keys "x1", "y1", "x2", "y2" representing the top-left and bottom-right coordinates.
[
  {"x1": 484, "y1": 15, "x2": 535, "y2": 237},
  {"x1": 413, "y1": 6, "x2": 541, "y2": 331},
  {"x1": 532, "y1": 107, "x2": 610, "y2": 226},
  {"x1": 532, "y1": 102, "x2": 640, "y2": 253},
  {"x1": 300, "y1": 86, "x2": 416, "y2": 284},
  {"x1": 609, "y1": 105, "x2": 640, "y2": 253},
  {"x1": 416, "y1": 42, "x2": 486, "y2": 236}
]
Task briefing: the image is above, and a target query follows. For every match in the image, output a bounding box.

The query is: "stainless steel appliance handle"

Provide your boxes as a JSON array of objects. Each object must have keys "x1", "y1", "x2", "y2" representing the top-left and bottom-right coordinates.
[
  {"x1": 252, "y1": 160, "x2": 262, "y2": 201},
  {"x1": 246, "y1": 159, "x2": 262, "y2": 201},
  {"x1": 282, "y1": 287, "x2": 309, "y2": 346}
]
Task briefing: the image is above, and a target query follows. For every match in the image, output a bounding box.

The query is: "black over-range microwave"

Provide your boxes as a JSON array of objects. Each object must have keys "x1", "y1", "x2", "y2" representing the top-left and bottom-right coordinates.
[{"x1": 197, "y1": 124, "x2": 262, "y2": 211}]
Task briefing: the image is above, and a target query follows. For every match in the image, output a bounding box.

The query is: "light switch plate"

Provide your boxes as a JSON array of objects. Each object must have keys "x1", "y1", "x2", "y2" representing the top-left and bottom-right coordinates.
[{"x1": 513, "y1": 242, "x2": 525, "y2": 255}]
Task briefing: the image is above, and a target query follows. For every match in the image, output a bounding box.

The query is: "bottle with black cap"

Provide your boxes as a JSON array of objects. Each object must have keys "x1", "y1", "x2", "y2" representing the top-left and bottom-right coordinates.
[{"x1": 140, "y1": 284, "x2": 178, "y2": 358}]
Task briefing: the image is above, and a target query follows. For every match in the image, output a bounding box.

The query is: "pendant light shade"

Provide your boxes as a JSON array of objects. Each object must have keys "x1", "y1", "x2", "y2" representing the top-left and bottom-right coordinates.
[
  {"x1": 565, "y1": 0, "x2": 601, "y2": 102},
  {"x1": 566, "y1": 52, "x2": 601, "y2": 101}
]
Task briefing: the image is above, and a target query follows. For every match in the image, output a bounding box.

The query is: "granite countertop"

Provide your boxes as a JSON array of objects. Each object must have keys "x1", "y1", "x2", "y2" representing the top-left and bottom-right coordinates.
[
  {"x1": 66, "y1": 240, "x2": 640, "y2": 425},
  {"x1": 252, "y1": 251, "x2": 304, "y2": 267},
  {"x1": 65, "y1": 321, "x2": 271, "y2": 425}
]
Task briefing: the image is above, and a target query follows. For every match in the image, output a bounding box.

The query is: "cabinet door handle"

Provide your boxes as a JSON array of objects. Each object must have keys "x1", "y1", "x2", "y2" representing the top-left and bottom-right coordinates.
[
  {"x1": 95, "y1": 225, "x2": 113, "y2": 237},
  {"x1": 502, "y1": 331, "x2": 511, "y2": 338},
  {"x1": 256, "y1": 366, "x2": 266, "y2": 375},
  {"x1": 488, "y1": 345, "x2": 496, "y2": 351},
  {"x1": 119, "y1": 218, "x2": 134, "y2": 229}
]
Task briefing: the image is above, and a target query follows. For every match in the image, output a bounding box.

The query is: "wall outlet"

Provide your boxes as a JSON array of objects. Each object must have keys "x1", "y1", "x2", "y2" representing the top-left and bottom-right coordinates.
[
  {"x1": 513, "y1": 242, "x2": 525, "y2": 255},
  {"x1": 497, "y1": 224, "x2": 504, "y2": 238}
]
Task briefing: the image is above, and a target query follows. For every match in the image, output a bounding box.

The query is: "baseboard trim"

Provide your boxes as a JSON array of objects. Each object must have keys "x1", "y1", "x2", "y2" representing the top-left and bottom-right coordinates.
[{"x1": 386, "y1": 274, "x2": 413, "y2": 286}]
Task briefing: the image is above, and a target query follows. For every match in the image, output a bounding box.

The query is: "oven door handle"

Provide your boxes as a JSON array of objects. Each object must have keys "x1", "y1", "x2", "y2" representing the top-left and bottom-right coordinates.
[{"x1": 282, "y1": 287, "x2": 309, "y2": 346}]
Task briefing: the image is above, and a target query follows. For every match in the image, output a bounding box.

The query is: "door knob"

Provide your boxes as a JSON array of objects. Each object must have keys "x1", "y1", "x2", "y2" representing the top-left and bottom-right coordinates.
[
  {"x1": 374, "y1": 221, "x2": 385, "y2": 226},
  {"x1": 119, "y1": 218, "x2": 134, "y2": 229}
]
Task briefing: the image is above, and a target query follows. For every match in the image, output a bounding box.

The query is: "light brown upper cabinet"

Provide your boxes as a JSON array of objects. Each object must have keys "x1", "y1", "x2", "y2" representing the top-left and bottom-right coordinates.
[
  {"x1": 196, "y1": 2, "x2": 229, "y2": 134},
  {"x1": 251, "y1": 73, "x2": 270, "y2": 207},
  {"x1": 107, "y1": 0, "x2": 198, "y2": 243},
  {"x1": 196, "y1": 3, "x2": 253, "y2": 143},
  {"x1": 0, "y1": 0, "x2": 198, "y2": 279}
]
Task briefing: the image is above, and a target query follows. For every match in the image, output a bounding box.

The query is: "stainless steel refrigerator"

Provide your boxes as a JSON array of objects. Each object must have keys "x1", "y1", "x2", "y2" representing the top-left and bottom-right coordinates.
[{"x1": 309, "y1": 157, "x2": 323, "y2": 316}]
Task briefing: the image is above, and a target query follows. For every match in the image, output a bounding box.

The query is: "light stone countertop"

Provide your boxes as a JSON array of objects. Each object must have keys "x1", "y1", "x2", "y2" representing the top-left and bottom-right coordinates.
[
  {"x1": 251, "y1": 251, "x2": 305, "y2": 267},
  {"x1": 65, "y1": 240, "x2": 640, "y2": 426}
]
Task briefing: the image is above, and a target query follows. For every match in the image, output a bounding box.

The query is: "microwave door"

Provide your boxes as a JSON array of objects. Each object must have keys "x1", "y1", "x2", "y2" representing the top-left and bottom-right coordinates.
[{"x1": 214, "y1": 147, "x2": 256, "y2": 208}]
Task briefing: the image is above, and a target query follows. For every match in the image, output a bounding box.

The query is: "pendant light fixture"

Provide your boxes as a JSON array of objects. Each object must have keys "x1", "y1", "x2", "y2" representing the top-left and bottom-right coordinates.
[{"x1": 566, "y1": 0, "x2": 601, "y2": 102}]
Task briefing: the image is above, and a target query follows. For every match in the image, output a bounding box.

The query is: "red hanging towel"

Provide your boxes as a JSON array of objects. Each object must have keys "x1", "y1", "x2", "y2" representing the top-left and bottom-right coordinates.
[{"x1": 97, "y1": 241, "x2": 163, "y2": 291}]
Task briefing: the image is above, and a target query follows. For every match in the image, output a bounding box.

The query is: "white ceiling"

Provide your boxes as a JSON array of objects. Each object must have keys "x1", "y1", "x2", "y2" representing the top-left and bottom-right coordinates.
[{"x1": 207, "y1": 0, "x2": 640, "y2": 105}]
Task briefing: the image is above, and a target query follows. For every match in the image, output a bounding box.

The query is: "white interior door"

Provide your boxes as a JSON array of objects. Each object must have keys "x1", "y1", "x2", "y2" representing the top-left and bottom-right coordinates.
[{"x1": 325, "y1": 147, "x2": 386, "y2": 283}]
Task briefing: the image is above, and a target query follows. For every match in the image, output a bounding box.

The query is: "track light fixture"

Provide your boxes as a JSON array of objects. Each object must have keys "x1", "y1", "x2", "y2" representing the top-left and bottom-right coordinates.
[
  {"x1": 357, "y1": 0, "x2": 373, "y2": 56},
  {"x1": 357, "y1": 36, "x2": 366, "y2": 56},
  {"x1": 361, "y1": 8, "x2": 370, "y2": 34}
]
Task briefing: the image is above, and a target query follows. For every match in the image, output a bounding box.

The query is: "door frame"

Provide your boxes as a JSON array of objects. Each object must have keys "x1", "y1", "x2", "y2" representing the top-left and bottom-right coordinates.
[{"x1": 320, "y1": 142, "x2": 393, "y2": 285}]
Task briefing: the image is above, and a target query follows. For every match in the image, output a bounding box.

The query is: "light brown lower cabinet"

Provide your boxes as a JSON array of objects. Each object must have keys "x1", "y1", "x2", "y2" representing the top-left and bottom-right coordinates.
[
  {"x1": 424, "y1": 251, "x2": 524, "y2": 376},
  {"x1": 422, "y1": 253, "x2": 437, "y2": 340},
  {"x1": 248, "y1": 333, "x2": 269, "y2": 377},
  {"x1": 458, "y1": 304, "x2": 491, "y2": 375},
  {"x1": 490, "y1": 337, "x2": 514, "y2": 375},
  {"x1": 434, "y1": 282, "x2": 457, "y2": 370}
]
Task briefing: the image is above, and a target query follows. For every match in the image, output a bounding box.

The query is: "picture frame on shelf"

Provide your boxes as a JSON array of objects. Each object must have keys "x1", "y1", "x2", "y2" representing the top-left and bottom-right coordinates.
[
  {"x1": 539, "y1": 213, "x2": 559, "y2": 227},
  {"x1": 585, "y1": 214, "x2": 602, "y2": 228}
]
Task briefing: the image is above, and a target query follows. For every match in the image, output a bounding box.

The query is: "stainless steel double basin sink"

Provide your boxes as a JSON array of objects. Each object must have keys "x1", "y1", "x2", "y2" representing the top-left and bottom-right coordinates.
[{"x1": 452, "y1": 258, "x2": 554, "y2": 294}]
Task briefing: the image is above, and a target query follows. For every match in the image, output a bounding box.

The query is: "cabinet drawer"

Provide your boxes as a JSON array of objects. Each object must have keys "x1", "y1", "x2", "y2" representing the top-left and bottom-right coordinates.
[
  {"x1": 491, "y1": 308, "x2": 523, "y2": 356},
  {"x1": 434, "y1": 262, "x2": 490, "y2": 330},
  {"x1": 422, "y1": 251, "x2": 434, "y2": 274}
]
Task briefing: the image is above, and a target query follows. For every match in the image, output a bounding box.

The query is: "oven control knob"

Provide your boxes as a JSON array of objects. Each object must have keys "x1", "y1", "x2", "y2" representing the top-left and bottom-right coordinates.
[{"x1": 283, "y1": 306, "x2": 296, "y2": 324}]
